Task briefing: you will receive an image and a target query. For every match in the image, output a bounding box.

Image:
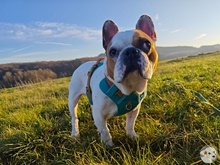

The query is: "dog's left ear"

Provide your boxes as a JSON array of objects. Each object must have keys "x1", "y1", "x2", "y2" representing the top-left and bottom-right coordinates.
[
  {"x1": 136, "y1": 14, "x2": 158, "y2": 71},
  {"x1": 136, "y1": 14, "x2": 157, "y2": 41}
]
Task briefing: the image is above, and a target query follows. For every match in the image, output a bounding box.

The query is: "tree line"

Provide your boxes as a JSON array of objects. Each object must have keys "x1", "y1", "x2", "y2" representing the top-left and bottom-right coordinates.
[{"x1": 0, "y1": 54, "x2": 104, "y2": 88}]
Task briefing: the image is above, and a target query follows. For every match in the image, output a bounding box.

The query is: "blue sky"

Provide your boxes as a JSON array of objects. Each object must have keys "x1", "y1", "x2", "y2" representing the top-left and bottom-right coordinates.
[{"x1": 0, "y1": 0, "x2": 220, "y2": 64}]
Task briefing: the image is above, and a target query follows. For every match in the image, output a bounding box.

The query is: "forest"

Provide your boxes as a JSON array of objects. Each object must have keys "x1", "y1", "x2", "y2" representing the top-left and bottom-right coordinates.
[{"x1": 0, "y1": 55, "x2": 104, "y2": 88}]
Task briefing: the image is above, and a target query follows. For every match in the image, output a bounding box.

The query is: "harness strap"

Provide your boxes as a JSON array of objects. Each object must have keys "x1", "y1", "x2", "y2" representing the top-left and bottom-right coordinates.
[
  {"x1": 105, "y1": 75, "x2": 123, "y2": 97},
  {"x1": 86, "y1": 58, "x2": 104, "y2": 104},
  {"x1": 99, "y1": 78, "x2": 147, "y2": 116}
]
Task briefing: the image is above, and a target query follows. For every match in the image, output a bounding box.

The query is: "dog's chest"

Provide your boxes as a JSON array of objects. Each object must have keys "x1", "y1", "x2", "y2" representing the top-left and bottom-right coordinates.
[
  {"x1": 99, "y1": 78, "x2": 147, "y2": 116},
  {"x1": 87, "y1": 61, "x2": 147, "y2": 116}
]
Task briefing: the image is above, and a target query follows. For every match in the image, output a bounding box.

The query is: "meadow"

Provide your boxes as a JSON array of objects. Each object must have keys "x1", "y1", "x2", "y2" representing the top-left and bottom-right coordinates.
[{"x1": 0, "y1": 52, "x2": 220, "y2": 164}]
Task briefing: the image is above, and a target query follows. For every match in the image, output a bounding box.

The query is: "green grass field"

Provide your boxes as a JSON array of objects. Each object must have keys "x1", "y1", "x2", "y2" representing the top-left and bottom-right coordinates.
[{"x1": 0, "y1": 52, "x2": 220, "y2": 164}]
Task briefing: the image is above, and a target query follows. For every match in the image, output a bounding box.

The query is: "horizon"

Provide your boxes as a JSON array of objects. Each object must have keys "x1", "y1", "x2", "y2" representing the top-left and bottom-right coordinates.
[
  {"x1": 1, "y1": 44, "x2": 219, "y2": 65},
  {"x1": 0, "y1": 1, "x2": 220, "y2": 64}
]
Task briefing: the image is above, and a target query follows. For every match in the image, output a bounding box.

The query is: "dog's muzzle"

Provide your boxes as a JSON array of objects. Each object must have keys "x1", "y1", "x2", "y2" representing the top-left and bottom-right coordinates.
[{"x1": 115, "y1": 47, "x2": 149, "y2": 83}]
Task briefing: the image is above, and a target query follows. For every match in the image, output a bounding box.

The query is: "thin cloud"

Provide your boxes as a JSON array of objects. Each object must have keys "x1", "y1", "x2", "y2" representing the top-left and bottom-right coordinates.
[
  {"x1": 0, "y1": 48, "x2": 13, "y2": 53},
  {"x1": 13, "y1": 51, "x2": 54, "y2": 58},
  {"x1": 194, "y1": 33, "x2": 207, "y2": 40},
  {"x1": 170, "y1": 29, "x2": 181, "y2": 33},
  {"x1": 12, "y1": 46, "x2": 32, "y2": 53},
  {"x1": 0, "y1": 51, "x2": 58, "y2": 63},
  {"x1": 0, "y1": 22, "x2": 101, "y2": 41},
  {"x1": 36, "y1": 41, "x2": 71, "y2": 46},
  {"x1": 0, "y1": 49, "x2": 79, "y2": 64},
  {"x1": 155, "y1": 14, "x2": 159, "y2": 21}
]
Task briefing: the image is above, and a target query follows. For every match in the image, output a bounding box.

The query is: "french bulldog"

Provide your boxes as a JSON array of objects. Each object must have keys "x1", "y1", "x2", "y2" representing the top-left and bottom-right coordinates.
[{"x1": 68, "y1": 14, "x2": 158, "y2": 146}]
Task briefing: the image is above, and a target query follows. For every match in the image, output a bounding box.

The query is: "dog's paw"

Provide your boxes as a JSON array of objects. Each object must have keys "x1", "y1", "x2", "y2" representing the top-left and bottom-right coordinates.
[
  {"x1": 126, "y1": 131, "x2": 139, "y2": 139},
  {"x1": 71, "y1": 132, "x2": 80, "y2": 138},
  {"x1": 104, "y1": 139, "x2": 114, "y2": 147}
]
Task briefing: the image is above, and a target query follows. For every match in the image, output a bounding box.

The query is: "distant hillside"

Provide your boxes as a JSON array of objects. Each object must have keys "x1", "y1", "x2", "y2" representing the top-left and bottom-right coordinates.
[
  {"x1": 98, "y1": 44, "x2": 220, "y2": 61},
  {"x1": 157, "y1": 44, "x2": 220, "y2": 60},
  {"x1": 1, "y1": 44, "x2": 219, "y2": 88}
]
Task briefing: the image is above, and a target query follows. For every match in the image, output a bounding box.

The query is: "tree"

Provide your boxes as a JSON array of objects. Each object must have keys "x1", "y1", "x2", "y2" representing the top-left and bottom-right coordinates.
[{"x1": 3, "y1": 71, "x2": 13, "y2": 83}]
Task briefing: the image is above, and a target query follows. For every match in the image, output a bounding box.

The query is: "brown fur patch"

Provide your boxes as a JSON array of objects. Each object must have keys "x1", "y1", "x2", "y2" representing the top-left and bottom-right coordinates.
[
  {"x1": 106, "y1": 42, "x2": 115, "y2": 79},
  {"x1": 132, "y1": 30, "x2": 158, "y2": 71}
]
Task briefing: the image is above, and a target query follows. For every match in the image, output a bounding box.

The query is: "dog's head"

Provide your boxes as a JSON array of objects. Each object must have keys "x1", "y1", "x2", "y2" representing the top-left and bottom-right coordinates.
[{"x1": 103, "y1": 15, "x2": 158, "y2": 95}]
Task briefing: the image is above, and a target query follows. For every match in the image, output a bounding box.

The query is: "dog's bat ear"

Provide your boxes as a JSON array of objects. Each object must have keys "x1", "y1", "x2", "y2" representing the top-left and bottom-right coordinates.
[
  {"x1": 136, "y1": 14, "x2": 157, "y2": 41},
  {"x1": 102, "y1": 20, "x2": 119, "y2": 50}
]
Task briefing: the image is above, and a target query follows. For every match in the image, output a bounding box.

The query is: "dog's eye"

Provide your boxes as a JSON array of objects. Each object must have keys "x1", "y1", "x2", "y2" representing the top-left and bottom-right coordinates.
[
  {"x1": 143, "y1": 40, "x2": 151, "y2": 52},
  {"x1": 109, "y1": 48, "x2": 118, "y2": 57}
]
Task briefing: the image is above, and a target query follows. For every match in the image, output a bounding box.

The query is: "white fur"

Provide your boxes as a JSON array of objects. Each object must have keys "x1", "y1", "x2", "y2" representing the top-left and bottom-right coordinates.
[
  {"x1": 68, "y1": 29, "x2": 154, "y2": 146},
  {"x1": 69, "y1": 59, "x2": 145, "y2": 146},
  {"x1": 111, "y1": 31, "x2": 134, "y2": 50}
]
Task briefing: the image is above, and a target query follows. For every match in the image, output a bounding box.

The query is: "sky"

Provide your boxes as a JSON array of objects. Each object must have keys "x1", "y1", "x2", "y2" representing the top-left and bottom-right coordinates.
[{"x1": 0, "y1": 0, "x2": 220, "y2": 64}]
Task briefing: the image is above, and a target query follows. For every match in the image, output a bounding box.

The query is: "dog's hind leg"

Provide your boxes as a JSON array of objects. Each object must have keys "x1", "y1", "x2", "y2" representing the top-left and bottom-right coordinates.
[
  {"x1": 68, "y1": 73, "x2": 85, "y2": 138},
  {"x1": 68, "y1": 91, "x2": 81, "y2": 138},
  {"x1": 68, "y1": 61, "x2": 95, "y2": 138}
]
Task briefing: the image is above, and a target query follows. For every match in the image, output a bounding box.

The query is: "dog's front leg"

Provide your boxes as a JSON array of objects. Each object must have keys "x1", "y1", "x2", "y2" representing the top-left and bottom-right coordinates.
[
  {"x1": 125, "y1": 106, "x2": 140, "y2": 138},
  {"x1": 92, "y1": 112, "x2": 114, "y2": 147}
]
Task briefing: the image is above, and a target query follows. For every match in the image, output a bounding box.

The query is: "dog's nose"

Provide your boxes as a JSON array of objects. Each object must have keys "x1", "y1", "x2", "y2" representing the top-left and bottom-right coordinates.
[{"x1": 124, "y1": 47, "x2": 140, "y2": 58}]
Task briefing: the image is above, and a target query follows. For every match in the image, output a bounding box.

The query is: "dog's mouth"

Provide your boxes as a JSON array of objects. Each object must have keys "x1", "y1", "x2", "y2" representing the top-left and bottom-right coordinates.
[
  {"x1": 114, "y1": 55, "x2": 152, "y2": 83},
  {"x1": 123, "y1": 60, "x2": 147, "y2": 79}
]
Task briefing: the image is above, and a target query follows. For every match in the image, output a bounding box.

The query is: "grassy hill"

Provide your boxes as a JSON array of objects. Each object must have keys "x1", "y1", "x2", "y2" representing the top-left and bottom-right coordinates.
[
  {"x1": 0, "y1": 52, "x2": 220, "y2": 164},
  {"x1": 157, "y1": 44, "x2": 220, "y2": 60}
]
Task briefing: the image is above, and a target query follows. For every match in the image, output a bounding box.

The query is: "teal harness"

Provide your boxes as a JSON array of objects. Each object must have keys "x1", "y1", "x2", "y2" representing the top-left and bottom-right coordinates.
[
  {"x1": 86, "y1": 60, "x2": 147, "y2": 116},
  {"x1": 99, "y1": 78, "x2": 147, "y2": 116}
]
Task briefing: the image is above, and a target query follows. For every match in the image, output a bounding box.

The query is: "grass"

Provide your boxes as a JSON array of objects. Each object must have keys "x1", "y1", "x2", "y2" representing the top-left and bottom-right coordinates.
[{"x1": 0, "y1": 52, "x2": 220, "y2": 164}]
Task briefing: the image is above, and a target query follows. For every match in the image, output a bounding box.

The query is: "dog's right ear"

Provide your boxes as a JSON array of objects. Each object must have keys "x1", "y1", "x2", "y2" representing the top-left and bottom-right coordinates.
[{"x1": 102, "y1": 20, "x2": 119, "y2": 50}]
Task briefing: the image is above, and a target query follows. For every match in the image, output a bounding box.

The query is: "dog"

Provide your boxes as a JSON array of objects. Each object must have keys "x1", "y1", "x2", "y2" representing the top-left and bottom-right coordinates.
[{"x1": 68, "y1": 14, "x2": 158, "y2": 146}]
